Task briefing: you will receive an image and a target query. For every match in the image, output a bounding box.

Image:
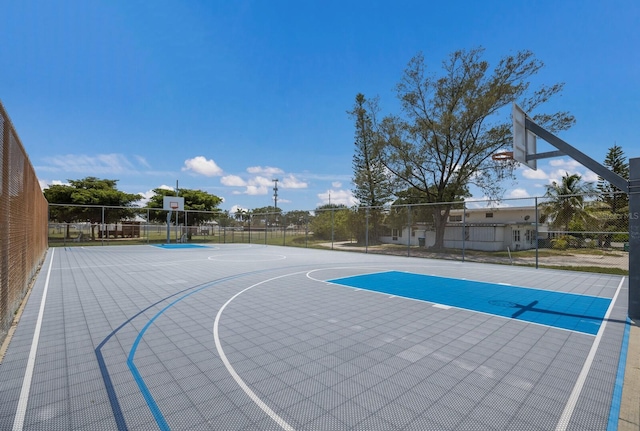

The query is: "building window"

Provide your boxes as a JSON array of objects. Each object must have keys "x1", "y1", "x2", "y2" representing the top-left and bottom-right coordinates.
[
  {"x1": 526, "y1": 229, "x2": 535, "y2": 244},
  {"x1": 392, "y1": 228, "x2": 400, "y2": 240},
  {"x1": 449, "y1": 215, "x2": 462, "y2": 222},
  {"x1": 513, "y1": 230, "x2": 521, "y2": 242},
  {"x1": 485, "y1": 212, "x2": 494, "y2": 218}
]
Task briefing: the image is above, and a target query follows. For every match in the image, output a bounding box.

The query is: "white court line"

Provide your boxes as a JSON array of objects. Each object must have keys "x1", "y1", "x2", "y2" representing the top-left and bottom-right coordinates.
[
  {"x1": 555, "y1": 276, "x2": 626, "y2": 431},
  {"x1": 12, "y1": 248, "x2": 55, "y2": 431},
  {"x1": 213, "y1": 272, "x2": 302, "y2": 431}
]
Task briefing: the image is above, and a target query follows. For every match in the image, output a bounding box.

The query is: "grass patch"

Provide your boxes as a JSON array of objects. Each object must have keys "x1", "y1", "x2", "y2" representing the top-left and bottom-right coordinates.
[{"x1": 532, "y1": 264, "x2": 628, "y2": 276}]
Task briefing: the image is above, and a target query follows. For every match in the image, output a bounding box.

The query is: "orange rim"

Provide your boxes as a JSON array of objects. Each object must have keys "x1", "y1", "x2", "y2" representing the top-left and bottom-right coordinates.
[{"x1": 492, "y1": 151, "x2": 514, "y2": 161}]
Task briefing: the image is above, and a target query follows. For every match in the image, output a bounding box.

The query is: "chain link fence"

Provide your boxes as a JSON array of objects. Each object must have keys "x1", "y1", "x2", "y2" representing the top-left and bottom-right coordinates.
[
  {"x1": 1, "y1": 102, "x2": 48, "y2": 340},
  {"x1": 49, "y1": 192, "x2": 629, "y2": 274}
]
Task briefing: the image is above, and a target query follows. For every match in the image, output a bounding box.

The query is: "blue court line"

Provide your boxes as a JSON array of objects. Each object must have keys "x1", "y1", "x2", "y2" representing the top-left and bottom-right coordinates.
[
  {"x1": 607, "y1": 318, "x2": 631, "y2": 430},
  {"x1": 97, "y1": 267, "x2": 282, "y2": 431},
  {"x1": 95, "y1": 281, "x2": 220, "y2": 431},
  {"x1": 127, "y1": 273, "x2": 265, "y2": 431},
  {"x1": 328, "y1": 271, "x2": 612, "y2": 335},
  {"x1": 103, "y1": 263, "x2": 314, "y2": 431}
]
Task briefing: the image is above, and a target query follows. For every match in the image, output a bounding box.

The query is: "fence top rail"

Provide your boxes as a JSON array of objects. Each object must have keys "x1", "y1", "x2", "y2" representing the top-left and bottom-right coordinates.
[{"x1": 48, "y1": 190, "x2": 627, "y2": 215}]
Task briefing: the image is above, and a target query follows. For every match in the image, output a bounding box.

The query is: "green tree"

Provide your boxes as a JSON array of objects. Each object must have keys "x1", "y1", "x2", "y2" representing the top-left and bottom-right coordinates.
[
  {"x1": 377, "y1": 48, "x2": 574, "y2": 249},
  {"x1": 310, "y1": 204, "x2": 351, "y2": 241},
  {"x1": 349, "y1": 93, "x2": 393, "y2": 244},
  {"x1": 44, "y1": 184, "x2": 82, "y2": 239},
  {"x1": 251, "y1": 206, "x2": 281, "y2": 228},
  {"x1": 147, "y1": 188, "x2": 222, "y2": 239},
  {"x1": 541, "y1": 173, "x2": 596, "y2": 233},
  {"x1": 284, "y1": 210, "x2": 311, "y2": 229},
  {"x1": 216, "y1": 210, "x2": 234, "y2": 228},
  {"x1": 596, "y1": 145, "x2": 629, "y2": 247},
  {"x1": 44, "y1": 177, "x2": 141, "y2": 240}
]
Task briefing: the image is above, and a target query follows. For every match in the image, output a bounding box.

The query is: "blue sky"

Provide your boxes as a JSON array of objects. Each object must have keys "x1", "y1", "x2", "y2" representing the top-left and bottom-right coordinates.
[{"x1": 2, "y1": 0, "x2": 638, "y2": 213}]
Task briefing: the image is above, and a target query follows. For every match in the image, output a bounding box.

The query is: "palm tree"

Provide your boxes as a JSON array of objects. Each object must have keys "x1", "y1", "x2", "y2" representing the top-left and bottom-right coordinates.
[{"x1": 541, "y1": 173, "x2": 596, "y2": 233}]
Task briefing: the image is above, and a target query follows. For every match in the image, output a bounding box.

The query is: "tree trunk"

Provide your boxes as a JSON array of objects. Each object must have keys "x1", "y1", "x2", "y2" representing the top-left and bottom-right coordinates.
[{"x1": 431, "y1": 205, "x2": 451, "y2": 250}]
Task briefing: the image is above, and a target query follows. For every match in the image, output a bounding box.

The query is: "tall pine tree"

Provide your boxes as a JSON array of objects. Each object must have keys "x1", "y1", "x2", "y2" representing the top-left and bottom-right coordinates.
[
  {"x1": 349, "y1": 93, "x2": 392, "y2": 244},
  {"x1": 597, "y1": 145, "x2": 629, "y2": 247},
  {"x1": 597, "y1": 145, "x2": 629, "y2": 214}
]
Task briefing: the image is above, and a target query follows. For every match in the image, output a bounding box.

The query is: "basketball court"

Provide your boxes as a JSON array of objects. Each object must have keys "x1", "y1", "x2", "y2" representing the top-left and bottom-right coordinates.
[{"x1": 0, "y1": 244, "x2": 631, "y2": 430}]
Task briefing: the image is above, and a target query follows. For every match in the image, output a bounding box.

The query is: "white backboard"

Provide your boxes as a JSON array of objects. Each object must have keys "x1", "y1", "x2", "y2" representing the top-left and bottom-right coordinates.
[
  {"x1": 512, "y1": 103, "x2": 537, "y2": 170},
  {"x1": 163, "y1": 196, "x2": 185, "y2": 211}
]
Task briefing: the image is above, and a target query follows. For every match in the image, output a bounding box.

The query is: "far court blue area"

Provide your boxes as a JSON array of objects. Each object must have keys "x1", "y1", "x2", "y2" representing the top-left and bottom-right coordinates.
[
  {"x1": 152, "y1": 243, "x2": 209, "y2": 249},
  {"x1": 328, "y1": 271, "x2": 611, "y2": 335}
]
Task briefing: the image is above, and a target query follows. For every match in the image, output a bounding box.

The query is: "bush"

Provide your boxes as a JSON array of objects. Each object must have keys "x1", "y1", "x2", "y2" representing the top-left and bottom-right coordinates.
[
  {"x1": 551, "y1": 237, "x2": 568, "y2": 250},
  {"x1": 551, "y1": 235, "x2": 582, "y2": 250}
]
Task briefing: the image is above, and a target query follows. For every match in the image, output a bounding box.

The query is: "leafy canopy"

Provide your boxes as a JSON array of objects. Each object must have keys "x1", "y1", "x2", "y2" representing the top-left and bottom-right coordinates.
[
  {"x1": 147, "y1": 188, "x2": 222, "y2": 225},
  {"x1": 44, "y1": 177, "x2": 142, "y2": 224},
  {"x1": 371, "y1": 48, "x2": 573, "y2": 249}
]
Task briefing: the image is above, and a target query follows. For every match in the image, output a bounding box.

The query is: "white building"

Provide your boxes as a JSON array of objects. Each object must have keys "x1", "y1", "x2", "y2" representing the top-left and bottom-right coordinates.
[{"x1": 379, "y1": 206, "x2": 546, "y2": 251}]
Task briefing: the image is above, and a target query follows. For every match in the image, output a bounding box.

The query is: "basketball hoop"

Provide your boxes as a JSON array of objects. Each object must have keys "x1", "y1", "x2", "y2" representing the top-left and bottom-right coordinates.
[
  {"x1": 170, "y1": 202, "x2": 179, "y2": 210},
  {"x1": 492, "y1": 151, "x2": 514, "y2": 161}
]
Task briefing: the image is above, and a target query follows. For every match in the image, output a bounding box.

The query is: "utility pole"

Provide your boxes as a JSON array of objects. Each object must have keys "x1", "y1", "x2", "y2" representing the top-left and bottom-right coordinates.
[{"x1": 272, "y1": 179, "x2": 279, "y2": 210}]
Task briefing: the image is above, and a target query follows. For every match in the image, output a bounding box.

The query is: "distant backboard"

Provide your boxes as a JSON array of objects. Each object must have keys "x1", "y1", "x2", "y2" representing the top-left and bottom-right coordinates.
[
  {"x1": 163, "y1": 196, "x2": 184, "y2": 211},
  {"x1": 512, "y1": 103, "x2": 537, "y2": 170}
]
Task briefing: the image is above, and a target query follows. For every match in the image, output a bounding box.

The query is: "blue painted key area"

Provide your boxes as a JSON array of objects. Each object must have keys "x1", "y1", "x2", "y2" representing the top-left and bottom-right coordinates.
[
  {"x1": 328, "y1": 271, "x2": 611, "y2": 335},
  {"x1": 152, "y1": 243, "x2": 209, "y2": 249}
]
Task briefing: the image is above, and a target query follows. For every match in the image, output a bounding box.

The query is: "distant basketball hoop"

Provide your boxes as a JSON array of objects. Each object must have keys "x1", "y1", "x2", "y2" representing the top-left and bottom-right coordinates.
[
  {"x1": 492, "y1": 151, "x2": 514, "y2": 161},
  {"x1": 163, "y1": 196, "x2": 184, "y2": 211}
]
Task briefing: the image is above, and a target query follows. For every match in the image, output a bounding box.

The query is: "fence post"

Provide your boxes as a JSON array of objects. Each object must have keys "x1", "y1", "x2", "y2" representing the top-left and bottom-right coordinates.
[
  {"x1": 331, "y1": 208, "x2": 334, "y2": 250},
  {"x1": 628, "y1": 157, "x2": 640, "y2": 321},
  {"x1": 535, "y1": 197, "x2": 539, "y2": 269},
  {"x1": 101, "y1": 206, "x2": 105, "y2": 246},
  {"x1": 407, "y1": 205, "x2": 412, "y2": 257},
  {"x1": 365, "y1": 207, "x2": 369, "y2": 254},
  {"x1": 462, "y1": 203, "x2": 466, "y2": 263}
]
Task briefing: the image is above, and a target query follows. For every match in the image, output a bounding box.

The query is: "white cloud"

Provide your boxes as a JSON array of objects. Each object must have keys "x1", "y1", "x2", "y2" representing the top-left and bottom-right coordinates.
[
  {"x1": 251, "y1": 176, "x2": 274, "y2": 187},
  {"x1": 247, "y1": 166, "x2": 284, "y2": 175},
  {"x1": 182, "y1": 156, "x2": 223, "y2": 177},
  {"x1": 246, "y1": 185, "x2": 268, "y2": 195},
  {"x1": 221, "y1": 175, "x2": 246, "y2": 186},
  {"x1": 317, "y1": 189, "x2": 358, "y2": 207},
  {"x1": 39, "y1": 179, "x2": 70, "y2": 190},
  {"x1": 222, "y1": 167, "x2": 307, "y2": 196},
  {"x1": 522, "y1": 169, "x2": 548, "y2": 180},
  {"x1": 134, "y1": 155, "x2": 151, "y2": 168},
  {"x1": 133, "y1": 184, "x2": 174, "y2": 206},
  {"x1": 331, "y1": 181, "x2": 342, "y2": 188},
  {"x1": 39, "y1": 153, "x2": 135, "y2": 174},
  {"x1": 230, "y1": 205, "x2": 248, "y2": 214},
  {"x1": 583, "y1": 170, "x2": 599, "y2": 182},
  {"x1": 506, "y1": 188, "x2": 530, "y2": 199},
  {"x1": 137, "y1": 190, "x2": 155, "y2": 206},
  {"x1": 281, "y1": 174, "x2": 307, "y2": 189},
  {"x1": 549, "y1": 158, "x2": 582, "y2": 169}
]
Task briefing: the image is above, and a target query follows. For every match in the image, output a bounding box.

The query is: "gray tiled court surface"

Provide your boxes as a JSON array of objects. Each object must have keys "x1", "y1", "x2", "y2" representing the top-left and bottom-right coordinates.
[{"x1": 0, "y1": 244, "x2": 631, "y2": 430}]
